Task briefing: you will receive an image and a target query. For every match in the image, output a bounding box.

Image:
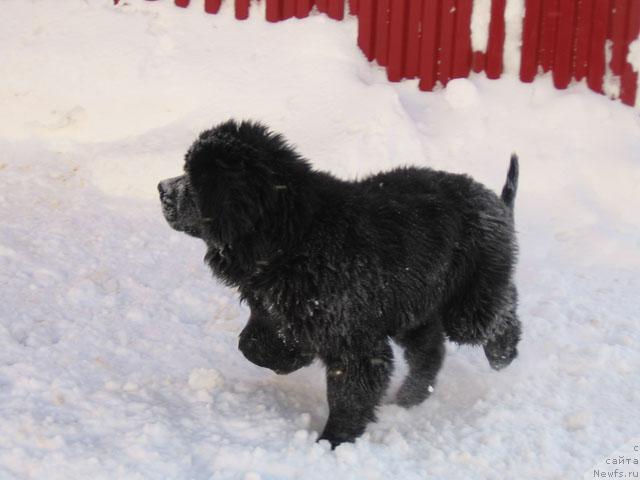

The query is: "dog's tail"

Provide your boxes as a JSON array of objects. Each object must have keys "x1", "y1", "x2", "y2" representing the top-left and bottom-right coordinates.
[{"x1": 500, "y1": 154, "x2": 519, "y2": 210}]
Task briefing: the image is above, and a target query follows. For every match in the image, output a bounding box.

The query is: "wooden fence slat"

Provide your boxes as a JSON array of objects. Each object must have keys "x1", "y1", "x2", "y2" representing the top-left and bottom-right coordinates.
[
  {"x1": 472, "y1": 51, "x2": 485, "y2": 73},
  {"x1": 349, "y1": 0, "x2": 360, "y2": 15},
  {"x1": 587, "y1": 0, "x2": 610, "y2": 93},
  {"x1": 418, "y1": 0, "x2": 440, "y2": 90},
  {"x1": 357, "y1": 0, "x2": 377, "y2": 60},
  {"x1": 387, "y1": 0, "x2": 407, "y2": 81},
  {"x1": 235, "y1": 0, "x2": 250, "y2": 19},
  {"x1": 296, "y1": 0, "x2": 313, "y2": 18},
  {"x1": 374, "y1": 0, "x2": 391, "y2": 66},
  {"x1": 538, "y1": 0, "x2": 559, "y2": 72},
  {"x1": 175, "y1": 0, "x2": 190, "y2": 7},
  {"x1": 316, "y1": 0, "x2": 329, "y2": 14},
  {"x1": 486, "y1": 0, "x2": 507, "y2": 79},
  {"x1": 436, "y1": 0, "x2": 456, "y2": 85},
  {"x1": 620, "y1": 0, "x2": 640, "y2": 106},
  {"x1": 451, "y1": 0, "x2": 472, "y2": 79},
  {"x1": 205, "y1": 0, "x2": 222, "y2": 14},
  {"x1": 553, "y1": 0, "x2": 576, "y2": 88},
  {"x1": 404, "y1": 0, "x2": 423, "y2": 78},
  {"x1": 609, "y1": 0, "x2": 629, "y2": 76},
  {"x1": 266, "y1": 0, "x2": 282, "y2": 21},
  {"x1": 328, "y1": 0, "x2": 345, "y2": 19},
  {"x1": 573, "y1": 0, "x2": 593, "y2": 81},
  {"x1": 282, "y1": 0, "x2": 296, "y2": 19},
  {"x1": 520, "y1": 0, "x2": 542, "y2": 81}
]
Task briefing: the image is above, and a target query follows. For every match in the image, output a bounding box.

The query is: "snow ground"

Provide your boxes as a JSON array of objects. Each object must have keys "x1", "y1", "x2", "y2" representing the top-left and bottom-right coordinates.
[{"x1": 1, "y1": 1, "x2": 639, "y2": 479}]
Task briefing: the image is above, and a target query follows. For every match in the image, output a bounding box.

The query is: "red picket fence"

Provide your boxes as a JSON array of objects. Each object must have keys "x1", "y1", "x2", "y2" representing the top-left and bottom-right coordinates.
[{"x1": 114, "y1": 0, "x2": 640, "y2": 108}]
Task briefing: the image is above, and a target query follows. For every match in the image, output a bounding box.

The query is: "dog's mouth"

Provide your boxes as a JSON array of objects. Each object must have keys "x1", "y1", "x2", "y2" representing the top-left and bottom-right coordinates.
[
  {"x1": 160, "y1": 199, "x2": 177, "y2": 223},
  {"x1": 160, "y1": 199, "x2": 202, "y2": 238}
]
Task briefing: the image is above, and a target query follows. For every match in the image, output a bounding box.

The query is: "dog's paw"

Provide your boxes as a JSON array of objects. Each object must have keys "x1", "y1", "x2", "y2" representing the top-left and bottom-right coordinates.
[
  {"x1": 396, "y1": 382, "x2": 434, "y2": 408},
  {"x1": 318, "y1": 430, "x2": 356, "y2": 449},
  {"x1": 483, "y1": 341, "x2": 518, "y2": 370}
]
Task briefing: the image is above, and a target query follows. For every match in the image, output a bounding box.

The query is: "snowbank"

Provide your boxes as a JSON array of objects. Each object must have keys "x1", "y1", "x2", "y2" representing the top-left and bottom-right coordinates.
[{"x1": 1, "y1": 1, "x2": 639, "y2": 479}]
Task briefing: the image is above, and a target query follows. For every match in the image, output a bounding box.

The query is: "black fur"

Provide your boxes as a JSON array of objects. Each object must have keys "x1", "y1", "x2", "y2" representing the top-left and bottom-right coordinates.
[{"x1": 158, "y1": 120, "x2": 521, "y2": 448}]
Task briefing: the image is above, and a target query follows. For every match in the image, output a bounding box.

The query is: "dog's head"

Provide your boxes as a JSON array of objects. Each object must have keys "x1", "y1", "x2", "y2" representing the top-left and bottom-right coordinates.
[{"x1": 158, "y1": 120, "x2": 317, "y2": 249}]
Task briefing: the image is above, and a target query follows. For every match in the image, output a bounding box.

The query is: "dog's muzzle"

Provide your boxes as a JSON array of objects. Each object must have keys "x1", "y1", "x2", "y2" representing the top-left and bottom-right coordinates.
[{"x1": 158, "y1": 176, "x2": 182, "y2": 222}]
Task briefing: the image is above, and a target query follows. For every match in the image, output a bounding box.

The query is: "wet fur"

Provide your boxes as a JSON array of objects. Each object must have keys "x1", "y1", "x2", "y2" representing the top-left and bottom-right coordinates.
[{"x1": 158, "y1": 120, "x2": 521, "y2": 447}]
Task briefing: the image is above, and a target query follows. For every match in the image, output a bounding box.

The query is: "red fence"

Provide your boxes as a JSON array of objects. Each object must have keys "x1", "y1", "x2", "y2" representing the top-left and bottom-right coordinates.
[{"x1": 114, "y1": 0, "x2": 640, "y2": 108}]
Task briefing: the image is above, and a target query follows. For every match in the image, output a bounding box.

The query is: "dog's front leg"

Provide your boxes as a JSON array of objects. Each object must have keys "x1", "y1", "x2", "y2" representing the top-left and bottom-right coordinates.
[
  {"x1": 238, "y1": 307, "x2": 314, "y2": 374},
  {"x1": 319, "y1": 340, "x2": 393, "y2": 448}
]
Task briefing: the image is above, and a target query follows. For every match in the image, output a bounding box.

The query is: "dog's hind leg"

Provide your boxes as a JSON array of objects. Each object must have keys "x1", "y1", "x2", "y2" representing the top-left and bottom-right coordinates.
[
  {"x1": 395, "y1": 317, "x2": 445, "y2": 408},
  {"x1": 483, "y1": 284, "x2": 521, "y2": 370}
]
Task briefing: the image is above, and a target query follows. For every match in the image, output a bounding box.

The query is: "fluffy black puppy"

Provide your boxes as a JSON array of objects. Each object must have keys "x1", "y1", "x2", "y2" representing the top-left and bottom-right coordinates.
[{"x1": 158, "y1": 120, "x2": 521, "y2": 448}]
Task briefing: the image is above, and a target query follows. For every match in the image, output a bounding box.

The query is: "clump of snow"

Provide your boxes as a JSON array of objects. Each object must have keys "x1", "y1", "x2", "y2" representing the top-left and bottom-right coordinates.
[
  {"x1": 334, "y1": 443, "x2": 358, "y2": 464},
  {"x1": 0, "y1": 1, "x2": 639, "y2": 479},
  {"x1": 444, "y1": 78, "x2": 480, "y2": 109},
  {"x1": 564, "y1": 410, "x2": 593, "y2": 431},
  {"x1": 627, "y1": 37, "x2": 640, "y2": 72},
  {"x1": 603, "y1": 40, "x2": 621, "y2": 99},
  {"x1": 188, "y1": 368, "x2": 224, "y2": 391}
]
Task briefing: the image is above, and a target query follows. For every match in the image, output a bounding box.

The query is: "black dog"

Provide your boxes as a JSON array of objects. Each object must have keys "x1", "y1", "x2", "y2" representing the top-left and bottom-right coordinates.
[{"x1": 158, "y1": 120, "x2": 521, "y2": 448}]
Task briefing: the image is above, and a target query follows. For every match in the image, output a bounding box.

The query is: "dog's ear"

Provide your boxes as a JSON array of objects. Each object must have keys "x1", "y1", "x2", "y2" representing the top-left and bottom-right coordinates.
[
  {"x1": 185, "y1": 120, "x2": 318, "y2": 246},
  {"x1": 186, "y1": 136, "x2": 278, "y2": 244},
  {"x1": 212, "y1": 179, "x2": 277, "y2": 244},
  {"x1": 194, "y1": 174, "x2": 259, "y2": 244}
]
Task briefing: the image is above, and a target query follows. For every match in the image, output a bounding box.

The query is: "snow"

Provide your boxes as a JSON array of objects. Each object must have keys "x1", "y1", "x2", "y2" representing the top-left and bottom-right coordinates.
[
  {"x1": 604, "y1": 40, "x2": 622, "y2": 100},
  {"x1": 503, "y1": 0, "x2": 525, "y2": 75},
  {"x1": 1, "y1": 1, "x2": 640, "y2": 479},
  {"x1": 188, "y1": 368, "x2": 224, "y2": 391},
  {"x1": 443, "y1": 78, "x2": 480, "y2": 109},
  {"x1": 627, "y1": 37, "x2": 640, "y2": 72},
  {"x1": 470, "y1": 0, "x2": 492, "y2": 54},
  {"x1": 470, "y1": 0, "x2": 524, "y2": 74}
]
